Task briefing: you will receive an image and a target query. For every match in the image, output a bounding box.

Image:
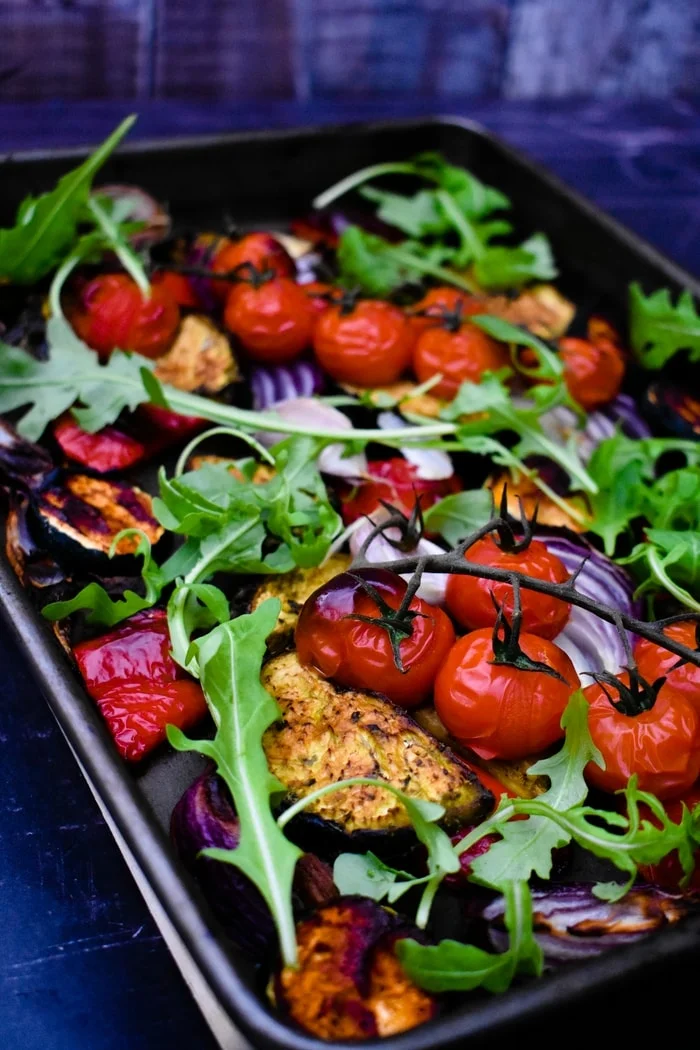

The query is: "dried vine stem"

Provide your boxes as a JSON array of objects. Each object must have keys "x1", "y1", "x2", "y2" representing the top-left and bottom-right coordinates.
[{"x1": 352, "y1": 511, "x2": 700, "y2": 670}]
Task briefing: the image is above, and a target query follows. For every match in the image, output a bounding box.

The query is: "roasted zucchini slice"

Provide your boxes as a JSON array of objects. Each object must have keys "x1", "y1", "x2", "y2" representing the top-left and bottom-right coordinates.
[
  {"x1": 414, "y1": 704, "x2": 548, "y2": 799},
  {"x1": 31, "y1": 474, "x2": 163, "y2": 571},
  {"x1": 153, "y1": 314, "x2": 239, "y2": 393},
  {"x1": 261, "y1": 652, "x2": 493, "y2": 851},
  {"x1": 250, "y1": 554, "x2": 351, "y2": 651}
]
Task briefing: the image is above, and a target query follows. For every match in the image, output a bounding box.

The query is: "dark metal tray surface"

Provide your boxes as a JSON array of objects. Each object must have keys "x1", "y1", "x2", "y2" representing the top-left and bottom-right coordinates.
[{"x1": 2, "y1": 117, "x2": 700, "y2": 1049}]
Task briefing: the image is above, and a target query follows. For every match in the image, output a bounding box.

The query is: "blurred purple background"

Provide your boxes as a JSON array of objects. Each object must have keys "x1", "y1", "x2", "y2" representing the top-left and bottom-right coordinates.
[{"x1": 2, "y1": 0, "x2": 699, "y2": 103}]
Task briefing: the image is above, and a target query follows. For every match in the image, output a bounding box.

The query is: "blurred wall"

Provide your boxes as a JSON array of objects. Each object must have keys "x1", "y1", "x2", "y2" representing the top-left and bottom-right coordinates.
[{"x1": 3, "y1": 0, "x2": 699, "y2": 102}]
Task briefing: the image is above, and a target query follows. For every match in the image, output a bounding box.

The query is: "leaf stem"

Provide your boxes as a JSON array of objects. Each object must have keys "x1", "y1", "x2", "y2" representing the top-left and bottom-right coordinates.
[{"x1": 312, "y1": 162, "x2": 434, "y2": 210}]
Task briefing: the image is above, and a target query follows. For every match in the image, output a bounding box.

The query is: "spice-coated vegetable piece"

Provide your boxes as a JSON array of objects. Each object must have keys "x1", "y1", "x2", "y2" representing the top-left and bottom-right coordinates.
[
  {"x1": 153, "y1": 314, "x2": 239, "y2": 393},
  {"x1": 445, "y1": 534, "x2": 571, "y2": 639},
  {"x1": 635, "y1": 621, "x2": 700, "y2": 705},
  {"x1": 171, "y1": 770, "x2": 336, "y2": 958},
  {"x1": 74, "y1": 609, "x2": 207, "y2": 762},
  {"x1": 249, "y1": 553, "x2": 352, "y2": 651},
  {"x1": 338, "y1": 457, "x2": 460, "y2": 527},
  {"x1": 295, "y1": 567, "x2": 456, "y2": 709},
  {"x1": 223, "y1": 275, "x2": 316, "y2": 364},
  {"x1": 261, "y1": 651, "x2": 493, "y2": 844},
  {"x1": 67, "y1": 273, "x2": 181, "y2": 361},
  {"x1": 32, "y1": 473, "x2": 163, "y2": 571},
  {"x1": 211, "y1": 232, "x2": 294, "y2": 299},
  {"x1": 412, "y1": 307, "x2": 509, "y2": 400},
  {"x1": 273, "y1": 898, "x2": 438, "y2": 1040},
  {"x1": 584, "y1": 672, "x2": 700, "y2": 800},
  {"x1": 313, "y1": 299, "x2": 415, "y2": 386},
  {"x1": 434, "y1": 627, "x2": 577, "y2": 760}
]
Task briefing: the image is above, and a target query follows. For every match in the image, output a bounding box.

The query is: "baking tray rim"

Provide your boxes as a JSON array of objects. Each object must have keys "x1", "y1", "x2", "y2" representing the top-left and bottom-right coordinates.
[{"x1": 2, "y1": 113, "x2": 700, "y2": 1050}]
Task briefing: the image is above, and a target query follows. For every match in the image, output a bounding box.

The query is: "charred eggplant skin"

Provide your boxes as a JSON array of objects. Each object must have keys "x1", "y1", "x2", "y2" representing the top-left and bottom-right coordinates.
[
  {"x1": 261, "y1": 652, "x2": 494, "y2": 857},
  {"x1": 30, "y1": 473, "x2": 163, "y2": 573},
  {"x1": 274, "y1": 897, "x2": 438, "y2": 1041}
]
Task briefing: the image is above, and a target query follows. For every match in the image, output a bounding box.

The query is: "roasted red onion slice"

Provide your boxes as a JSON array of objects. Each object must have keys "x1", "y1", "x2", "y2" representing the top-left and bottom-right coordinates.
[
  {"x1": 377, "y1": 411, "x2": 455, "y2": 481},
  {"x1": 250, "y1": 361, "x2": 325, "y2": 411},
  {"x1": 539, "y1": 532, "x2": 640, "y2": 680},
  {"x1": 483, "y1": 884, "x2": 687, "y2": 963},
  {"x1": 543, "y1": 395, "x2": 651, "y2": 464},
  {"x1": 254, "y1": 397, "x2": 367, "y2": 478},
  {"x1": 349, "y1": 516, "x2": 448, "y2": 605}
]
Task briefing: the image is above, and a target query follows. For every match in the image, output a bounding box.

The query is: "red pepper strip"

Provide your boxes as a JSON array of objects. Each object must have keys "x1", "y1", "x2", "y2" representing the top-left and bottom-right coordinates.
[
  {"x1": 74, "y1": 609, "x2": 207, "y2": 762},
  {"x1": 53, "y1": 405, "x2": 205, "y2": 474}
]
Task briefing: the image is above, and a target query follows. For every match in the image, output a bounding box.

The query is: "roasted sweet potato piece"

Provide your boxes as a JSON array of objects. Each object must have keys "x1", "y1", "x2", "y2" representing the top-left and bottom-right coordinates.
[
  {"x1": 274, "y1": 898, "x2": 438, "y2": 1040},
  {"x1": 262, "y1": 653, "x2": 493, "y2": 841}
]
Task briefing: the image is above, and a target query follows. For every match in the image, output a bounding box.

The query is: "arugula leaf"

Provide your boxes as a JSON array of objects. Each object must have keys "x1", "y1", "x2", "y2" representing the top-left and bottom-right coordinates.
[
  {"x1": 0, "y1": 116, "x2": 136, "y2": 284},
  {"x1": 410, "y1": 152, "x2": 510, "y2": 218},
  {"x1": 642, "y1": 467, "x2": 700, "y2": 530},
  {"x1": 167, "y1": 599, "x2": 303, "y2": 966},
  {"x1": 333, "y1": 852, "x2": 416, "y2": 901},
  {"x1": 86, "y1": 194, "x2": 150, "y2": 297},
  {"x1": 336, "y1": 226, "x2": 476, "y2": 296},
  {"x1": 0, "y1": 316, "x2": 153, "y2": 442},
  {"x1": 474, "y1": 233, "x2": 557, "y2": 291},
  {"x1": 629, "y1": 281, "x2": 700, "y2": 370},
  {"x1": 469, "y1": 690, "x2": 603, "y2": 886},
  {"x1": 621, "y1": 530, "x2": 700, "y2": 613},
  {"x1": 396, "y1": 881, "x2": 543, "y2": 993},
  {"x1": 359, "y1": 186, "x2": 447, "y2": 238},
  {"x1": 470, "y1": 314, "x2": 564, "y2": 380},
  {"x1": 422, "y1": 490, "x2": 494, "y2": 545}
]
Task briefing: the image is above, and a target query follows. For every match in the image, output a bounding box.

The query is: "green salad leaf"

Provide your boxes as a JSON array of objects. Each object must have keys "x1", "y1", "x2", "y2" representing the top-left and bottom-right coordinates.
[
  {"x1": 336, "y1": 226, "x2": 476, "y2": 296},
  {"x1": 422, "y1": 489, "x2": 494, "y2": 545},
  {"x1": 629, "y1": 281, "x2": 700, "y2": 370},
  {"x1": 167, "y1": 599, "x2": 303, "y2": 967},
  {"x1": 0, "y1": 116, "x2": 136, "y2": 284},
  {"x1": 397, "y1": 881, "x2": 543, "y2": 993}
]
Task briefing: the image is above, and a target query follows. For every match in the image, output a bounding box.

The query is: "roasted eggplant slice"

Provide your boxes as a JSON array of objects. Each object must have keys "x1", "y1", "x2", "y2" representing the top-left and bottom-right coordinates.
[
  {"x1": 250, "y1": 554, "x2": 351, "y2": 651},
  {"x1": 273, "y1": 898, "x2": 438, "y2": 1040},
  {"x1": 414, "y1": 704, "x2": 548, "y2": 799},
  {"x1": 153, "y1": 314, "x2": 239, "y2": 394},
  {"x1": 261, "y1": 652, "x2": 493, "y2": 852},
  {"x1": 171, "y1": 769, "x2": 337, "y2": 958},
  {"x1": 31, "y1": 474, "x2": 163, "y2": 572}
]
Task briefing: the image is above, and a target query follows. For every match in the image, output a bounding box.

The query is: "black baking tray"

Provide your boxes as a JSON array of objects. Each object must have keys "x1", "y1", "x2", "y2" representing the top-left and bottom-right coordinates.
[{"x1": 2, "y1": 117, "x2": 700, "y2": 1048}]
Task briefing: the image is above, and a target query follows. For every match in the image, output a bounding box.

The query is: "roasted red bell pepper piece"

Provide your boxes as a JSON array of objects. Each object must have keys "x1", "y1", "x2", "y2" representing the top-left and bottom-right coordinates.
[{"x1": 73, "y1": 609, "x2": 207, "y2": 762}]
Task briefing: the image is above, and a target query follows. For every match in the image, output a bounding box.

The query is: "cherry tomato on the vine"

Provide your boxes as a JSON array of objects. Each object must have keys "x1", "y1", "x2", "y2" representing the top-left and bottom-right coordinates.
[
  {"x1": 434, "y1": 628, "x2": 576, "y2": 760},
  {"x1": 339, "y1": 457, "x2": 461, "y2": 526},
  {"x1": 584, "y1": 674, "x2": 700, "y2": 800},
  {"x1": 295, "y1": 567, "x2": 455, "y2": 709},
  {"x1": 408, "y1": 288, "x2": 484, "y2": 334},
  {"x1": 312, "y1": 300, "x2": 415, "y2": 386},
  {"x1": 303, "y1": 280, "x2": 335, "y2": 318},
  {"x1": 635, "y1": 621, "x2": 700, "y2": 706},
  {"x1": 224, "y1": 276, "x2": 316, "y2": 364},
  {"x1": 412, "y1": 322, "x2": 509, "y2": 400},
  {"x1": 211, "y1": 232, "x2": 294, "y2": 300},
  {"x1": 558, "y1": 336, "x2": 625, "y2": 411},
  {"x1": 151, "y1": 270, "x2": 201, "y2": 309},
  {"x1": 68, "y1": 273, "x2": 181, "y2": 361},
  {"x1": 445, "y1": 535, "x2": 571, "y2": 639}
]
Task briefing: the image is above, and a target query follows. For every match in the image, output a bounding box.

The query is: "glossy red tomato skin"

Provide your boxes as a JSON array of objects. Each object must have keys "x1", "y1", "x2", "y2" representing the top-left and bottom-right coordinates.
[
  {"x1": 211, "y1": 233, "x2": 294, "y2": 300},
  {"x1": 69, "y1": 273, "x2": 180, "y2": 361},
  {"x1": 312, "y1": 300, "x2": 415, "y2": 386},
  {"x1": 295, "y1": 567, "x2": 456, "y2": 709},
  {"x1": 223, "y1": 278, "x2": 315, "y2": 363},
  {"x1": 558, "y1": 336, "x2": 625, "y2": 410},
  {"x1": 445, "y1": 536, "x2": 571, "y2": 639},
  {"x1": 412, "y1": 325, "x2": 509, "y2": 400},
  {"x1": 408, "y1": 288, "x2": 484, "y2": 334},
  {"x1": 151, "y1": 270, "x2": 201, "y2": 308},
  {"x1": 584, "y1": 674, "x2": 700, "y2": 800},
  {"x1": 635, "y1": 621, "x2": 700, "y2": 706},
  {"x1": 339, "y1": 457, "x2": 461, "y2": 526},
  {"x1": 434, "y1": 628, "x2": 576, "y2": 760},
  {"x1": 638, "y1": 783, "x2": 700, "y2": 891}
]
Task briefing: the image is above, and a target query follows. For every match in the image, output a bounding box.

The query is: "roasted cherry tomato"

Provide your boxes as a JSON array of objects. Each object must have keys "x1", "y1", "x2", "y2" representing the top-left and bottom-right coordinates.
[
  {"x1": 151, "y1": 270, "x2": 201, "y2": 309},
  {"x1": 445, "y1": 535, "x2": 571, "y2": 639},
  {"x1": 313, "y1": 300, "x2": 415, "y2": 386},
  {"x1": 211, "y1": 232, "x2": 294, "y2": 300},
  {"x1": 339, "y1": 457, "x2": 461, "y2": 526},
  {"x1": 635, "y1": 621, "x2": 700, "y2": 705},
  {"x1": 558, "y1": 336, "x2": 625, "y2": 411},
  {"x1": 223, "y1": 276, "x2": 315, "y2": 364},
  {"x1": 412, "y1": 321, "x2": 509, "y2": 400},
  {"x1": 68, "y1": 273, "x2": 181, "y2": 361},
  {"x1": 408, "y1": 288, "x2": 485, "y2": 334},
  {"x1": 434, "y1": 628, "x2": 576, "y2": 760},
  {"x1": 74, "y1": 609, "x2": 206, "y2": 762},
  {"x1": 584, "y1": 674, "x2": 700, "y2": 800},
  {"x1": 638, "y1": 782, "x2": 700, "y2": 891},
  {"x1": 304, "y1": 280, "x2": 334, "y2": 317},
  {"x1": 295, "y1": 567, "x2": 455, "y2": 709}
]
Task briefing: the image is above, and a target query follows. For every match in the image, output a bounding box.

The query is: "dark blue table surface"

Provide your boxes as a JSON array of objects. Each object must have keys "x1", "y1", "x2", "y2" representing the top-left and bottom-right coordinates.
[{"x1": 1, "y1": 97, "x2": 699, "y2": 1050}]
